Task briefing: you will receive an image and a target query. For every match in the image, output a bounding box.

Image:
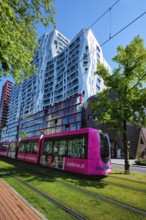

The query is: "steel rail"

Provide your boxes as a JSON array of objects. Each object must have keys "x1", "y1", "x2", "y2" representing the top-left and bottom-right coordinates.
[{"x1": 4, "y1": 158, "x2": 146, "y2": 193}]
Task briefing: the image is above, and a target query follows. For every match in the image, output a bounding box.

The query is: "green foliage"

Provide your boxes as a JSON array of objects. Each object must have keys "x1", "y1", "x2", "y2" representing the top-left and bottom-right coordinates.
[
  {"x1": 135, "y1": 157, "x2": 146, "y2": 165},
  {"x1": 91, "y1": 35, "x2": 146, "y2": 131},
  {"x1": 20, "y1": 132, "x2": 27, "y2": 138},
  {"x1": 0, "y1": 0, "x2": 56, "y2": 83}
]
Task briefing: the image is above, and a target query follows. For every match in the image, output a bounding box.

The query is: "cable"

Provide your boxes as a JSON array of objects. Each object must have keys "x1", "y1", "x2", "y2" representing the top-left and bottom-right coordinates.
[
  {"x1": 50, "y1": 0, "x2": 120, "y2": 44},
  {"x1": 88, "y1": 0, "x2": 119, "y2": 30},
  {"x1": 78, "y1": 11, "x2": 146, "y2": 64},
  {"x1": 101, "y1": 11, "x2": 146, "y2": 46}
]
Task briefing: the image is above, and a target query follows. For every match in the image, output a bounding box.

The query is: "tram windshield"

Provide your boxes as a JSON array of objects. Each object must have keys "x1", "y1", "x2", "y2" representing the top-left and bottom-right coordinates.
[{"x1": 99, "y1": 132, "x2": 110, "y2": 163}]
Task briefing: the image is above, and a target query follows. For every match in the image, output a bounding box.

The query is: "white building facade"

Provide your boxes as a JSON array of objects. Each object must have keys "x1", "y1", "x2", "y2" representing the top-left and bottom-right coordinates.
[
  {"x1": 43, "y1": 29, "x2": 111, "y2": 108},
  {"x1": 1, "y1": 29, "x2": 111, "y2": 141}
]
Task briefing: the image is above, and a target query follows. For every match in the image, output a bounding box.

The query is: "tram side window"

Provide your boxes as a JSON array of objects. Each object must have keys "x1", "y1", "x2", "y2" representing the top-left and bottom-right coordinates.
[
  {"x1": 54, "y1": 140, "x2": 66, "y2": 156},
  {"x1": 19, "y1": 141, "x2": 38, "y2": 154},
  {"x1": 1, "y1": 143, "x2": 9, "y2": 151},
  {"x1": 68, "y1": 136, "x2": 87, "y2": 159},
  {"x1": 43, "y1": 135, "x2": 88, "y2": 158},
  {"x1": 44, "y1": 141, "x2": 54, "y2": 155},
  {"x1": 25, "y1": 142, "x2": 31, "y2": 154},
  {"x1": 29, "y1": 141, "x2": 38, "y2": 154},
  {"x1": 9, "y1": 143, "x2": 16, "y2": 152},
  {"x1": 19, "y1": 143, "x2": 26, "y2": 153}
]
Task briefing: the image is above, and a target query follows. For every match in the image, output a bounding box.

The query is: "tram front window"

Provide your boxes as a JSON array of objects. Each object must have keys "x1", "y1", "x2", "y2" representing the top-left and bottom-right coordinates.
[{"x1": 99, "y1": 133, "x2": 110, "y2": 163}]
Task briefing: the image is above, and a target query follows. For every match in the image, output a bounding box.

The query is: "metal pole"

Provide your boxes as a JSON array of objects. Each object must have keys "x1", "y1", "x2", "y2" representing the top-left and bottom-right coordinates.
[{"x1": 15, "y1": 106, "x2": 22, "y2": 159}]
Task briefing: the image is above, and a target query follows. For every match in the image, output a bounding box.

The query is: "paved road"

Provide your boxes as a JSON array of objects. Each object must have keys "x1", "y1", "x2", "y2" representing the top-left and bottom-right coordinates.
[
  {"x1": 111, "y1": 159, "x2": 135, "y2": 165},
  {"x1": 112, "y1": 163, "x2": 146, "y2": 174}
]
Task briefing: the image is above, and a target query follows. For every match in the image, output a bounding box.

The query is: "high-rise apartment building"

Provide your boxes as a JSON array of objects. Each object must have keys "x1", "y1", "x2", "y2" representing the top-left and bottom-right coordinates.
[
  {"x1": 1, "y1": 29, "x2": 111, "y2": 141},
  {"x1": 43, "y1": 28, "x2": 111, "y2": 108},
  {"x1": 0, "y1": 80, "x2": 13, "y2": 129},
  {"x1": 8, "y1": 30, "x2": 70, "y2": 123}
]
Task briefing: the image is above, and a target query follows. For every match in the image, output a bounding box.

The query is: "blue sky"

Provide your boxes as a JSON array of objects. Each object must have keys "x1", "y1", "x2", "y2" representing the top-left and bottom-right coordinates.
[{"x1": 0, "y1": 0, "x2": 146, "y2": 94}]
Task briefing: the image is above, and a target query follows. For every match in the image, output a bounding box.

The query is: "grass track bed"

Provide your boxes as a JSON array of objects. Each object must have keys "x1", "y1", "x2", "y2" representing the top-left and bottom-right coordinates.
[
  {"x1": 0, "y1": 159, "x2": 146, "y2": 220},
  {"x1": 110, "y1": 170, "x2": 146, "y2": 183},
  {"x1": 103, "y1": 177, "x2": 146, "y2": 191}
]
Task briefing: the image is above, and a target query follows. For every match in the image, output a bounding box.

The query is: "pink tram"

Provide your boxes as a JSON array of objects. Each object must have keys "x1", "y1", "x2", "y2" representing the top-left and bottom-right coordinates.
[
  {"x1": 0, "y1": 128, "x2": 112, "y2": 175},
  {"x1": 17, "y1": 136, "x2": 41, "y2": 164}
]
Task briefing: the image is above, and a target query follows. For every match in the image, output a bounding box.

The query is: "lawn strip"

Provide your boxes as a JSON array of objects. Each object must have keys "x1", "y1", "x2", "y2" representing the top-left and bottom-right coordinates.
[
  {"x1": 103, "y1": 177, "x2": 146, "y2": 192},
  {"x1": 110, "y1": 170, "x2": 146, "y2": 183}
]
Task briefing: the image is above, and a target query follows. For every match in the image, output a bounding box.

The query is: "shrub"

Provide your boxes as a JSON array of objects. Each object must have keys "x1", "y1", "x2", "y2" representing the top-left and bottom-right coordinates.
[{"x1": 135, "y1": 157, "x2": 146, "y2": 165}]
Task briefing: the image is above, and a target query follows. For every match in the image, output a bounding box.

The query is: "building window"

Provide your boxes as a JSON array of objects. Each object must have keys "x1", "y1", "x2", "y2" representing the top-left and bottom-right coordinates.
[
  {"x1": 88, "y1": 115, "x2": 92, "y2": 120},
  {"x1": 82, "y1": 91, "x2": 85, "y2": 97}
]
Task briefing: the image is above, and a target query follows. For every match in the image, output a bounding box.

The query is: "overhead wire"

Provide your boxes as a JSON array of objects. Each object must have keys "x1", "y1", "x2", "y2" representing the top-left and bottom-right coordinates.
[
  {"x1": 78, "y1": 11, "x2": 146, "y2": 65},
  {"x1": 87, "y1": 0, "x2": 120, "y2": 30},
  {"x1": 47, "y1": 0, "x2": 120, "y2": 47},
  {"x1": 48, "y1": 2, "x2": 146, "y2": 75},
  {"x1": 101, "y1": 11, "x2": 146, "y2": 47}
]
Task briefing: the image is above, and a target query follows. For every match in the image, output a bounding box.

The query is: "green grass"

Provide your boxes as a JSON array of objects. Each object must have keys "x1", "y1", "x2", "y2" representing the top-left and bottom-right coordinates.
[
  {"x1": 51, "y1": 174, "x2": 146, "y2": 212},
  {"x1": 110, "y1": 170, "x2": 146, "y2": 182},
  {"x1": 0, "y1": 159, "x2": 146, "y2": 220},
  {"x1": 104, "y1": 176, "x2": 146, "y2": 190}
]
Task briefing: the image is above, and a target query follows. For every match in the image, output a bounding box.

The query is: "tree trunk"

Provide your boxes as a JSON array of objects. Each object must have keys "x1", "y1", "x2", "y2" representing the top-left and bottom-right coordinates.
[{"x1": 123, "y1": 121, "x2": 130, "y2": 174}]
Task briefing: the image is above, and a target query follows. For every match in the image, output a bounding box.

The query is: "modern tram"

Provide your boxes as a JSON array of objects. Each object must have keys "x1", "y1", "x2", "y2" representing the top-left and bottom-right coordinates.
[{"x1": 0, "y1": 128, "x2": 112, "y2": 175}]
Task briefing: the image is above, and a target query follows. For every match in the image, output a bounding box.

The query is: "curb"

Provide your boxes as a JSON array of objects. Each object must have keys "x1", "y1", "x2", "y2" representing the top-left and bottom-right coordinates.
[
  {"x1": 112, "y1": 163, "x2": 146, "y2": 169},
  {"x1": 1, "y1": 179, "x2": 48, "y2": 220}
]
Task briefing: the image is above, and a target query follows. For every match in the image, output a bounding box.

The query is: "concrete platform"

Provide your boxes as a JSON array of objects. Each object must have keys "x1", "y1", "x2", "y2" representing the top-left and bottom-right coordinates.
[{"x1": 0, "y1": 179, "x2": 47, "y2": 220}]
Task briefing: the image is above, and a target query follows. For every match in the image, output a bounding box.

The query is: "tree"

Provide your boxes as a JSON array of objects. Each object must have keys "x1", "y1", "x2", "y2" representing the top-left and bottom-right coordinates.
[
  {"x1": 0, "y1": 0, "x2": 56, "y2": 83},
  {"x1": 20, "y1": 132, "x2": 27, "y2": 138},
  {"x1": 91, "y1": 35, "x2": 146, "y2": 174}
]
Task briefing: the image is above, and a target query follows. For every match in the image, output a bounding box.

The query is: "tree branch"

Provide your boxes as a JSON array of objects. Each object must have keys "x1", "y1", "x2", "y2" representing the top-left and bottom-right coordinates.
[{"x1": 126, "y1": 72, "x2": 146, "y2": 94}]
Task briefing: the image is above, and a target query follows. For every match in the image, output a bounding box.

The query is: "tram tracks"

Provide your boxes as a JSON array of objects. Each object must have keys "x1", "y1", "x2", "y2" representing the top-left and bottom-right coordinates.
[
  {"x1": 5, "y1": 158, "x2": 146, "y2": 193},
  {"x1": 0, "y1": 159, "x2": 146, "y2": 217},
  {"x1": 1, "y1": 169, "x2": 87, "y2": 220},
  {"x1": 108, "y1": 174, "x2": 146, "y2": 185},
  {"x1": 102, "y1": 179, "x2": 146, "y2": 193}
]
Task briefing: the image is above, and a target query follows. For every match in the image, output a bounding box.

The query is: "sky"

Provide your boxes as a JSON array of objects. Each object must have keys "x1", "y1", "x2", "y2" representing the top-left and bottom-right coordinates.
[{"x1": 0, "y1": 0, "x2": 146, "y2": 94}]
